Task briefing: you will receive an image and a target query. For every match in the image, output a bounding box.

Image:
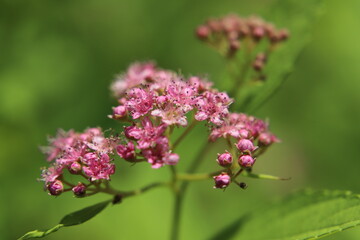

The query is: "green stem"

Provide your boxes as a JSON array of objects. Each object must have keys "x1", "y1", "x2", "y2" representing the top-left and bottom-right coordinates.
[
  {"x1": 229, "y1": 38, "x2": 254, "y2": 98},
  {"x1": 172, "y1": 120, "x2": 198, "y2": 150},
  {"x1": 171, "y1": 192, "x2": 182, "y2": 240},
  {"x1": 177, "y1": 170, "x2": 223, "y2": 181},
  {"x1": 241, "y1": 171, "x2": 290, "y2": 181},
  {"x1": 95, "y1": 181, "x2": 170, "y2": 198},
  {"x1": 170, "y1": 141, "x2": 214, "y2": 240}
]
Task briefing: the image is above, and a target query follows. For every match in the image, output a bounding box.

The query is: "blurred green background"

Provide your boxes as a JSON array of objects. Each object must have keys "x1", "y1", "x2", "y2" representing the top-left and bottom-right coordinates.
[{"x1": 1, "y1": 0, "x2": 360, "y2": 239}]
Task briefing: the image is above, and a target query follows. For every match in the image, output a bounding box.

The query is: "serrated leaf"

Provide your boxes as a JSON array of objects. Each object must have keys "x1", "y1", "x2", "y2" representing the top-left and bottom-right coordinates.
[
  {"x1": 235, "y1": 0, "x2": 324, "y2": 113},
  {"x1": 18, "y1": 200, "x2": 111, "y2": 239},
  {"x1": 210, "y1": 189, "x2": 360, "y2": 240}
]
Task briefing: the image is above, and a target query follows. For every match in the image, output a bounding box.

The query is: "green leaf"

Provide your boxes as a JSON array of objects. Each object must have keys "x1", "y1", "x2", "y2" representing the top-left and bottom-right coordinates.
[
  {"x1": 19, "y1": 200, "x2": 111, "y2": 239},
  {"x1": 212, "y1": 189, "x2": 360, "y2": 240},
  {"x1": 60, "y1": 200, "x2": 111, "y2": 226},
  {"x1": 236, "y1": 0, "x2": 325, "y2": 113}
]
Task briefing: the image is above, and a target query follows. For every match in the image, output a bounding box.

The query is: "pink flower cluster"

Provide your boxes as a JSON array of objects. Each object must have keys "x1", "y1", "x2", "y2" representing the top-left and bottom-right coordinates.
[
  {"x1": 117, "y1": 117, "x2": 179, "y2": 168},
  {"x1": 111, "y1": 62, "x2": 233, "y2": 168},
  {"x1": 212, "y1": 113, "x2": 279, "y2": 189},
  {"x1": 40, "y1": 128, "x2": 118, "y2": 195},
  {"x1": 196, "y1": 14, "x2": 289, "y2": 57},
  {"x1": 40, "y1": 61, "x2": 280, "y2": 193},
  {"x1": 111, "y1": 62, "x2": 231, "y2": 126}
]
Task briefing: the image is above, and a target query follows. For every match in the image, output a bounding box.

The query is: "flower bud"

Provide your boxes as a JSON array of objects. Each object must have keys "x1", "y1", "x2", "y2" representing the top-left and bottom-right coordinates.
[
  {"x1": 238, "y1": 155, "x2": 255, "y2": 168},
  {"x1": 236, "y1": 139, "x2": 257, "y2": 153},
  {"x1": 164, "y1": 153, "x2": 179, "y2": 165},
  {"x1": 47, "y1": 180, "x2": 64, "y2": 196},
  {"x1": 258, "y1": 132, "x2": 279, "y2": 146},
  {"x1": 69, "y1": 161, "x2": 82, "y2": 174},
  {"x1": 112, "y1": 105, "x2": 127, "y2": 119},
  {"x1": 252, "y1": 26, "x2": 265, "y2": 40},
  {"x1": 72, "y1": 182, "x2": 86, "y2": 197},
  {"x1": 239, "y1": 129, "x2": 250, "y2": 138},
  {"x1": 217, "y1": 152, "x2": 233, "y2": 167},
  {"x1": 277, "y1": 29, "x2": 289, "y2": 41},
  {"x1": 228, "y1": 40, "x2": 240, "y2": 57},
  {"x1": 213, "y1": 173, "x2": 231, "y2": 189},
  {"x1": 253, "y1": 60, "x2": 264, "y2": 71},
  {"x1": 196, "y1": 25, "x2": 211, "y2": 40}
]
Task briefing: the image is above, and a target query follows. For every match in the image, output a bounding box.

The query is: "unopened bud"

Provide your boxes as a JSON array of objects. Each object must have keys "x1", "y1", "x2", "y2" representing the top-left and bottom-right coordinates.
[
  {"x1": 278, "y1": 29, "x2": 289, "y2": 41},
  {"x1": 258, "y1": 132, "x2": 279, "y2": 146},
  {"x1": 112, "y1": 105, "x2": 127, "y2": 119},
  {"x1": 236, "y1": 139, "x2": 257, "y2": 153},
  {"x1": 164, "y1": 153, "x2": 179, "y2": 165},
  {"x1": 47, "y1": 180, "x2": 64, "y2": 196},
  {"x1": 253, "y1": 60, "x2": 264, "y2": 71},
  {"x1": 69, "y1": 161, "x2": 82, "y2": 174},
  {"x1": 238, "y1": 155, "x2": 255, "y2": 168},
  {"x1": 72, "y1": 182, "x2": 86, "y2": 197},
  {"x1": 196, "y1": 25, "x2": 211, "y2": 40},
  {"x1": 217, "y1": 152, "x2": 233, "y2": 167},
  {"x1": 213, "y1": 173, "x2": 231, "y2": 189},
  {"x1": 252, "y1": 26, "x2": 265, "y2": 40}
]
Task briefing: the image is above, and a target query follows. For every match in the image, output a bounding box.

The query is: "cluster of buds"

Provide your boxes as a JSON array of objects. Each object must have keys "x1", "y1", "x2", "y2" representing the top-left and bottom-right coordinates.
[
  {"x1": 111, "y1": 62, "x2": 232, "y2": 168},
  {"x1": 253, "y1": 53, "x2": 267, "y2": 72},
  {"x1": 212, "y1": 113, "x2": 279, "y2": 189},
  {"x1": 196, "y1": 14, "x2": 289, "y2": 57},
  {"x1": 40, "y1": 128, "x2": 118, "y2": 196}
]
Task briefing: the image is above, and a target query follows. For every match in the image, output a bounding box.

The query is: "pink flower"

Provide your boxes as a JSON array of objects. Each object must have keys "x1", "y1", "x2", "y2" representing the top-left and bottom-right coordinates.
[
  {"x1": 136, "y1": 118, "x2": 167, "y2": 149},
  {"x1": 43, "y1": 129, "x2": 77, "y2": 161},
  {"x1": 124, "y1": 125, "x2": 142, "y2": 140},
  {"x1": 209, "y1": 113, "x2": 276, "y2": 143},
  {"x1": 126, "y1": 88, "x2": 154, "y2": 119},
  {"x1": 138, "y1": 136, "x2": 179, "y2": 168},
  {"x1": 195, "y1": 91, "x2": 232, "y2": 125},
  {"x1": 151, "y1": 107, "x2": 188, "y2": 126},
  {"x1": 83, "y1": 153, "x2": 115, "y2": 181},
  {"x1": 111, "y1": 62, "x2": 156, "y2": 96},
  {"x1": 41, "y1": 165, "x2": 63, "y2": 184},
  {"x1": 213, "y1": 173, "x2": 231, "y2": 189},
  {"x1": 117, "y1": 142, "x2": 136, "y2": 160},
  {"x1": 258, "y1": 132, "x2": 279, "y2": 146},
  {"x1": 188, "y1": 76, "x2": 213, "y2": 92}
]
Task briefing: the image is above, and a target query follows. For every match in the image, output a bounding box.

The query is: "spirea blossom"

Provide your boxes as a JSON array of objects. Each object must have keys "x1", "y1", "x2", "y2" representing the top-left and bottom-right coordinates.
[
  {"x1": 110, "y1": 62, "x2": 233, "y2": 169},
  {"x1": 110, "y1": 62, "x2": 231, "y2": 128},
  {"x1": 211, "y1": 113, "x2": 278, "y2": 189},
  {"x1": 196, "y1": 14, "x2": 289, "y2": 57},
  {"x1": 40, "y1": 128, "x2": 118, "y2": 196}
]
